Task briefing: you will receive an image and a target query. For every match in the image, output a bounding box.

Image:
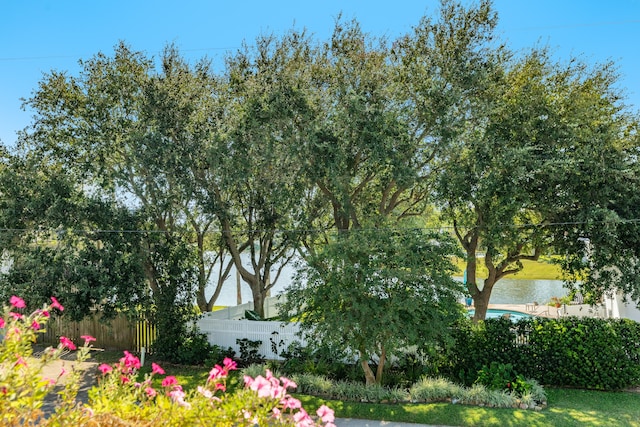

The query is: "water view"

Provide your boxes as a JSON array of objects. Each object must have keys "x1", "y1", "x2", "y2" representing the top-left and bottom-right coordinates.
[{"x1": 205, "y1": 255, "x2": 569, "y2": 307}]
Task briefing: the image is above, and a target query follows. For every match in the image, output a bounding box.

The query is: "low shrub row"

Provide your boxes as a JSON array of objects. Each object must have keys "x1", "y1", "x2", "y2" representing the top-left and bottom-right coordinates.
[{"x1": 245, "y1": 365, "x2": 547, "y2": 410}]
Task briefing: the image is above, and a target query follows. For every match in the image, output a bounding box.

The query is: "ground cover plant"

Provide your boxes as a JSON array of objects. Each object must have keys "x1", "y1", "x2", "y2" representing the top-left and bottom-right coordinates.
[{"x1": 0, "y1": 297, "x2": 336, "y2": 426}]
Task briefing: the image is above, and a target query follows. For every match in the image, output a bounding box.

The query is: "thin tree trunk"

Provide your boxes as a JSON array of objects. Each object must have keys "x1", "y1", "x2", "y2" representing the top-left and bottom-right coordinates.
[
  {"x1": 360, "y1": 357, "x2": 376, "y2": 386},
  {"x1": 375, "y1": 344, "x2": 387, "y2": 384}
]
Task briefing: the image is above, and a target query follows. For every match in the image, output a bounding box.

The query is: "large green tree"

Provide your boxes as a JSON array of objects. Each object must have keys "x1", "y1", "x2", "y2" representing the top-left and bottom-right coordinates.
[
  {"x1": 281, "y1": 227, "x2": 465, "y2": 385},
  {"x1": 190, "y1": 32, "x2": 316, "y2": 318},
  {"x1": 20, "y1": 43, "x2": 236, "y2": 315},
  {"x1": 0, "y1": 150, "x2": 148, "y2": 319},
  {"x1": 437, "y1": 45, "x2": 640, "y2": 320}
]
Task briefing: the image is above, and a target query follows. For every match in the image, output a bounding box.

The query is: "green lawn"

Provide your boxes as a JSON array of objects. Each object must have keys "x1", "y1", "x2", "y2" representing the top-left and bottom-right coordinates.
[
  {"x1": 124, "y1": 360, "x2": 640, "y2": 427},
  {"x1": 454, "y1": 258, "x2": 566, "y2": 281},
  {"x1": 298, "y1": 388, "x2": 640, "y2": 427}
]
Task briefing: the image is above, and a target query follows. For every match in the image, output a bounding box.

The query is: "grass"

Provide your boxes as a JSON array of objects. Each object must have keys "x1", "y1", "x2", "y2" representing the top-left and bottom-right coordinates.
[
  {"x1": 298, "y1": 388, "x2": 640, "y2": 427},
  {"x1": 453, "y1": 257, "x2": 566, "y2": 281},
  {"x1": 118, "y1": 359, "x2": 640, "y2": 427}
]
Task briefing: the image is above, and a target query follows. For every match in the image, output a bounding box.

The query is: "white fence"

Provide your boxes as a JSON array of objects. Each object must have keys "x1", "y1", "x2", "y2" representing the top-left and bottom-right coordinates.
[
  {"x1": 197, "y1": 316, "x2": 304, "y2": 360},
  {"x1": 208, "y1": 296, "x2": 283, "y2": 320}
]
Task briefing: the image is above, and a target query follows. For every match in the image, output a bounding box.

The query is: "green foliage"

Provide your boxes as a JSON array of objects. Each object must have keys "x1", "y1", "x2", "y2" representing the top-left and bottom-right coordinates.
[
  {"x1": 235, "y1": 338, "x2": 265, "y2": 367},
  {"x1": 170, "y1": 331, "x2": 213, "y2": 366},
  {"x1": 281, "y1": 227, "x2": 465, "y2": 385},
  {"x1": 475, "y1": 362, "x2": 531, "y2": 397},
  {"x1": 445, "y1": 317, "x2": 521, "y2": 386},
  {"x1": 447, "y1": 316, "x2": 640, "y2": 391},
  {"x1": 278, "y1": 341, "x2": 361, "y2": 382},
  {"x1": 204, "y1": 345, "x2": 236, "y2": 368}
]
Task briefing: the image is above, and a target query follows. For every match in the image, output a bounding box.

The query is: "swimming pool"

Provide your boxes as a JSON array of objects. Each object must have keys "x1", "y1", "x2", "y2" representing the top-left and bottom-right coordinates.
[{"x1": 467, "y1": 308, "x2": 532, "y2": 321}]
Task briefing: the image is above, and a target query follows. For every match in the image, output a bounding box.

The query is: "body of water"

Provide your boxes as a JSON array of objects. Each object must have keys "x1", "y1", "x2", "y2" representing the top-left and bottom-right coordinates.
[{"x1": 205, "y1": 255, "x2": 569, "y2": 307}]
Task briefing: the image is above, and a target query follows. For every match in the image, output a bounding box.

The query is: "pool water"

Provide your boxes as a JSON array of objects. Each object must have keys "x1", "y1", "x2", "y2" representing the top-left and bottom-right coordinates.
[{"x1": 467, "y1": 309, "x2": 532, "y2": 321}]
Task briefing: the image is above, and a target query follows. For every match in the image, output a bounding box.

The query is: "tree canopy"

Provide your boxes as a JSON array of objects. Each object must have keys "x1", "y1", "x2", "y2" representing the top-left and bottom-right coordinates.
[{"x1": 1, "y1": 0, "x2": 639, "y2": 328}]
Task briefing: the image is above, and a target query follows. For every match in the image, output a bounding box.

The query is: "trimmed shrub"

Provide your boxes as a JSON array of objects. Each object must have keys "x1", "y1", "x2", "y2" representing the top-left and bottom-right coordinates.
[{"x1": 445, "y1": 316, "x2": 640, "y2": 390}]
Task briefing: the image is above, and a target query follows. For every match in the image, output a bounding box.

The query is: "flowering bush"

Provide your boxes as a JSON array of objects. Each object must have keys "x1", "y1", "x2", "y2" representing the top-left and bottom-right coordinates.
[{"x1": 0, "y1": 296, "x2": 335, "y2": 426}]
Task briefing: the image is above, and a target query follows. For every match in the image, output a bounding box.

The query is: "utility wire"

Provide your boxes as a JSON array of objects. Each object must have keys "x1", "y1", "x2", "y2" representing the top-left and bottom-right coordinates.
[{"x1": 1, "y1": 217, "x2": 640, "y2": 236}]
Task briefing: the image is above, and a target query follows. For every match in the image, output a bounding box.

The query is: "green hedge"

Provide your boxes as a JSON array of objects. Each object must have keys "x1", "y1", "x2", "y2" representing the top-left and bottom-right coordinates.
[{"x1": 444, "y1": 317, "x2": 640, "y2": 390}]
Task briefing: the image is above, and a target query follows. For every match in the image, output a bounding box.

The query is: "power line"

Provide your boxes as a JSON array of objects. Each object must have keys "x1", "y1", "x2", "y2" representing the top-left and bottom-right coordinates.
[{"x1": 1, "y1": 217, "x2": 640, "y2": 236}]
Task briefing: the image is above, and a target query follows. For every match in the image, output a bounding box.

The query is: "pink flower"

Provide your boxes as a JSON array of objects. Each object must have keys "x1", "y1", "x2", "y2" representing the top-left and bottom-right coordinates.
[
  {"x1": 0, "y1": 318, "x2": 5, "y2": 328},
  {"x1": 119, "y1": 351, "x2": 141, "y2": 371},
  {"x1": 50, "y1": 296, "x2": 64, "y2": 311},
  {"x1": 197, "y1": 386, "x2": 212, "y2": 398},
  {"x1": 316, "y1": 405, "x2": 335, "y2": 423},
  {"x1": 293, "y1": 408, "x2": 312, "y2": 425},
  {"x1": 39, "y1": 310, "x2": 50, "y2": 318},
  {"x1": 162, "y1": 376, "x2": 178, "y2": 388},
  {"x1": 169, "y1": 388, "x2": 191, "y2": 408},
  {"x1": 151, "y1": 362, "x2": 165, "y2": 375},
  {"x1": 208, "y1": 365, "x2": 225, "y2": 382},
  {"x1": 98, "y1": 364, "x2": 112, "y2": 374},
  {"x1": 9, "y1": 312, "x2": 23, "y2": 320},
  {"x1": 121, "y1": 376, "x2": 130, "y2": 383},
  {"x1": 223, "y1": 357, "x2": 237, "y2": 371},
  {"x1": 280, "y1": 376, "x2": 297, "y2": 390},
  {"x1": 59, "y1": 336, "x2": 76, "y2": 350},
  {"x1": 145, "y1": 387, "x2": 157, "y2": 398},
  {"x1": 282, "y1": 396, "x2": 302, "y2": 410},
  {"x1": 247, "y1": 375, "x2": 272, "y2": 398},
  {"x1": 81, "y1": 335, "x2": 96, "y2": 344},
  {"x1": 10, "y1": 296, "x2": 26, "y2": 309},
  {"x1": 14, "y1": 356, "x2": 28, "y2": 367},
  {"x1": 31, "y1": 320, "x2": 40, "y2": 330}
]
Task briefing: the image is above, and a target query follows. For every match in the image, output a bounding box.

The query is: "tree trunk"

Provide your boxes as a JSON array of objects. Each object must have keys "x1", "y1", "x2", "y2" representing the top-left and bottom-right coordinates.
[
  {"x1": 251, "y1": 286, "x2": 266, "y2": 319},
  {"x1": 473, "y1": 277, "x2": 497, "y2": 321},
  {"x1": 360, "y1": 358, "x2": 377, "y2": 386},
  {"x1": 375, "y1": 344, "x2": 386, "y2": 384}
]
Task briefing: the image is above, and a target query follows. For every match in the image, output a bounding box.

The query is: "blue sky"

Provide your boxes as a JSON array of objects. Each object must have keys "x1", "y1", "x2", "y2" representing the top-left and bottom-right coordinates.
[{"x1": 1, "y1": 0, "x2": 639, "y2": 146}]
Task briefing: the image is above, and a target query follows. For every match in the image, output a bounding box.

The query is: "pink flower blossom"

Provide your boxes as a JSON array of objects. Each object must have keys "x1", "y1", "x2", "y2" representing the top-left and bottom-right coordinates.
[
  {"x1": 9, "y1": 312, "x2": 23, "y2": 320},
  {"x1": 293, "y1": 408, "x2": 313, "y2": 426},
  {"x1": 59, "y1": 336, "x2": 76, "y2": 350},
  {"x1": 119, "y1": 351, "x2": 141, "y2": 372},
  {"x1": 81, "y1": 335, "x2": 96, "y2": 344},
  {"x1": 316, "y1": 405, "x2": 335, "y2": 423},
  {"x1": 208, "y1": 365, "x2": 225, "y2": 382},
  {"x1": 272, "y1": 407, "x2": 282, "y2": 419},
  {"x1": 223, "y1": 357, "x2": 237, "y2": 371},
  {"x1": 197, "y1": 386, "x2": 213, "y2": 398},
  {"x1": 14, "y1": 356, "x2": 28, "y2": 367},
  {"x1": 40, "y1": 310, "x2": 50, "y2": 318},
  {"x1": 98, "y1": 364, "x2": 113, "y2": 374},
  {"x1": 151, "y1": 362, "x2": 165, "y2": 375},
  {"x1": 145, "y1": 387, "x2": 157, "y2": 398},
  {"x1": 247, "y1": 375, "x2": 273, "y2": 398},
  {"x1": 280, "y1": 376, "x2": 297, "y2": 390},
  {"x1": 121, "y1": 376, "x2": 130, "y2": 383},
  {"x1": 50, "y1": 296, "x2": 64, "y2": 311},
  {"x1": 162, "y1": 376, "x2": 178, "y2": 388},
  {"x1": 282, "y1": 396, "x2": 302, "y2": 410},
  {"x1": 169, "y1": 387, "x2": 191, "y2": 408},
  {"x1": 0, "y1": 318, "x2": 4, "y2": 328},
  {"x1": 10, "y1": 296, "x2": 26, "y2": 309}
]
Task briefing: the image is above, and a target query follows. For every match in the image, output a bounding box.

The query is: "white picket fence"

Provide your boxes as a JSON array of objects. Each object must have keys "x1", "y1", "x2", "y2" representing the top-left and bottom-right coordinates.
[
  {"x1": 197, "y1": 316, "x2": 304, "y2": 360},
  {"x1": 208, "y1": 296, "x2": 283, "y2": 320}
]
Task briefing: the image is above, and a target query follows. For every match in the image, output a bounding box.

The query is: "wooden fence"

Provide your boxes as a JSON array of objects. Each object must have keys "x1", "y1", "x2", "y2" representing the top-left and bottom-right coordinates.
[{"x1": 37, "y1": 313, "x2": 157, "y2": 353}]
